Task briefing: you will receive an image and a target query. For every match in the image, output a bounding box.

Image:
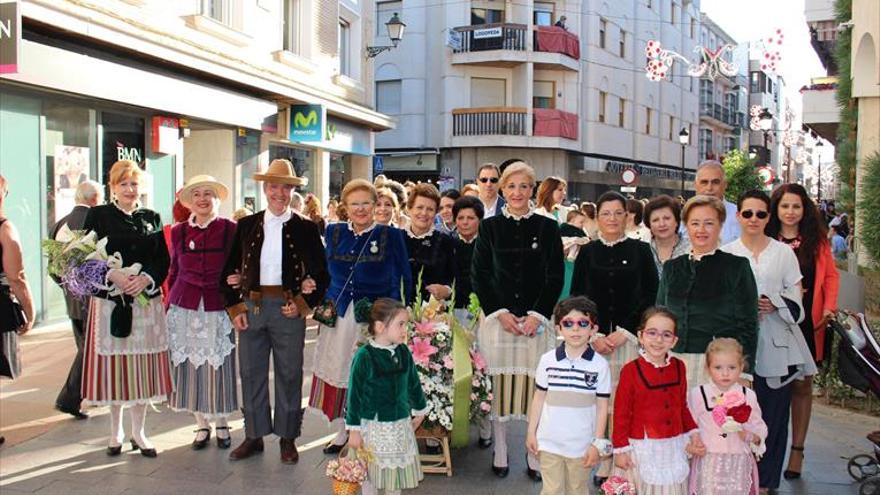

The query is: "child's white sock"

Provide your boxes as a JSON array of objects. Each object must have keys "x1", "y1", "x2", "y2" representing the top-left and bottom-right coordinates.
[
  {"x1": 492, "y1": 420, "x2": 508, "y2": 467},
  {"x1": 361, "y1": 481, "x2": 378, "y2": 495},
  {"x1": 479, "y1": 417, "x2": 492, "y2": 440},
  {"x1": 527, "y1": 451, "x2": 540, "y2": 471},
  {"x1": 215, "y1": 416, "x2": 230, "y2": 439},
  {"x1": 331, "y1": 418, "x2": 348, "y2": 446},
  {"x1": 109, "y1": 405, "x2": 124, "y2": 447}
]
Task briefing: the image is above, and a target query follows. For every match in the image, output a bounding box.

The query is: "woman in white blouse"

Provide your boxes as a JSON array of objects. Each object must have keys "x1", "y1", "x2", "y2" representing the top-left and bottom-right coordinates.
[{"x1": 721, "y1": 189, "x2": 816, "y2": 493}]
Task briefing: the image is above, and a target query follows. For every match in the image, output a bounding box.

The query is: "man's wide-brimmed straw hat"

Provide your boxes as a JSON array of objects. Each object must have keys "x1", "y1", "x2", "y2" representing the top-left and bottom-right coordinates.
[
  {"x1": 179, "y1": 175, "x2": 229, "y2": 207},
  {"x1": 253, "y1": 159, "x2": 308, "y2": 186}
]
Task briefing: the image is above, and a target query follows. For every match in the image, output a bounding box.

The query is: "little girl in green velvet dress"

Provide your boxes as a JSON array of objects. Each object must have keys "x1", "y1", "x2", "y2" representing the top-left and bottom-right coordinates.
[{"x1": 346, "y1": 298, "x2": 428, "y2": 495}]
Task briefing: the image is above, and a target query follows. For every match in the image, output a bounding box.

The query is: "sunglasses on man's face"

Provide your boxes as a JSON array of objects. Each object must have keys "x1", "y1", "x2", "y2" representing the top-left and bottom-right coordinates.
[
  {"x1": 741, "y1": 210, "x2": 769, "y2": 220},
  {"x1": 560, "y1": 318, "x2": 592, "y2": 329},
  {"x1": 478, "y1": 177, "x2": 499, "y2": 184}
]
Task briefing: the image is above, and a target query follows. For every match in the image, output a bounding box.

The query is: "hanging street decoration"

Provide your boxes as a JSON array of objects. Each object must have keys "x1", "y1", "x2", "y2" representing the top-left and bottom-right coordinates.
[
  {"x1": 749, "y1": 105, "x2": 766, "y2": 132},
  {"x1": 757, "y1": 28, "x2": 784, "y2": 74},
  {"x1": 645, "y1": 40, "x2": 737, "y2": 82}
]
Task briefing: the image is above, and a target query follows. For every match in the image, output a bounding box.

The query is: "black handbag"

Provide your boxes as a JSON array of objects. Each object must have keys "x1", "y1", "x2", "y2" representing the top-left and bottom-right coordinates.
[{"x1": 0, "y1": 290, "x2": 26, "y2": 333}]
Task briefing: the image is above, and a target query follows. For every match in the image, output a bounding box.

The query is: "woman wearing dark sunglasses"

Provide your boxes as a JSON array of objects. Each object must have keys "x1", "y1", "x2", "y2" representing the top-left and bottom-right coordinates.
[
  {"x1": 721, "y1": 189, "x2": 817, "y2": 493},
  {"x1": 765, "y1": 183, "x2": 839, "y2": 481}
]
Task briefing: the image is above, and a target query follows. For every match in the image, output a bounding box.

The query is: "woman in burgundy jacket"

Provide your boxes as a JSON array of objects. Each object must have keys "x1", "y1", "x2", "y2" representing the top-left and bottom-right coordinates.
[
  {"x1": 165, "y1": 176, "x2": 239, "y2": 450},
  {"x1": 766, "y1": 183, "x2": 839, "y2": 479}
]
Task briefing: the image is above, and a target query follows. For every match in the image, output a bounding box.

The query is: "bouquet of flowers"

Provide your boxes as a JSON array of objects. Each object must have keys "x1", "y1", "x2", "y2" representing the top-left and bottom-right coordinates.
[
  {"x1": 42, "y1": 225, "x2": 149, "y2": 307},
  {"x1": 601, "y1": 475, "x2": 637, "y2": 495},
  {"x1": 325, "y1": 450, "x2": 368, "y2": 495},
  {"x1": 711, "y1": 389, "x2": 752, "y2": 437}
]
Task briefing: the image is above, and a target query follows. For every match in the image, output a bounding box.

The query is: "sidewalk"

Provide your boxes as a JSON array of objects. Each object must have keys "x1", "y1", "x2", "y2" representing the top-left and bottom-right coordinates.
[{"x1": 1, "y1": 325, "x2": 876, "y2": 494}]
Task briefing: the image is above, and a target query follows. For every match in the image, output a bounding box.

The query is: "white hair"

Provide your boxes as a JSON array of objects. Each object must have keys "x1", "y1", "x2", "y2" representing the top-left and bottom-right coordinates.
[{"x1": 75, "y1": 180, "x2": 103, "y2": 205}]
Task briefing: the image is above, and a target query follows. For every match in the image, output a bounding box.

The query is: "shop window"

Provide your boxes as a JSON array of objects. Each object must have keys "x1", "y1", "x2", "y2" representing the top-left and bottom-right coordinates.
[
  {"x1": 377, "y1": 80, "x2": 402, "y2": 114},
  {"x1": 470, "y1": 77, "x2": 506, "y2": 107},
  {"x1": 533, "y1": 80, "x2": 555, "y2": 109},
  {"x1": 269, "y1": 144, "x2": 314, "y2": 195}
]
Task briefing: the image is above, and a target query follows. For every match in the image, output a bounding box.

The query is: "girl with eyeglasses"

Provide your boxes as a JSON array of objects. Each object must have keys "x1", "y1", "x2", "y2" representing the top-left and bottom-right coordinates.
[
  {"x1": 612, "y1": 307, "x2": 705, "y2": 494},
  {"x1": 721, "y1": 189, "x2": 816, "y2": 494},
  {"x1": 764, "y1": 183, "x2": 839, "y2": 481}
]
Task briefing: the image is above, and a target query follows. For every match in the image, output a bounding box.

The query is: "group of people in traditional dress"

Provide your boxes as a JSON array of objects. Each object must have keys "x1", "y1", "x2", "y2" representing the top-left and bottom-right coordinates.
[{"x1": 0, "y1": 155, "x2": 841, "y2": 495}]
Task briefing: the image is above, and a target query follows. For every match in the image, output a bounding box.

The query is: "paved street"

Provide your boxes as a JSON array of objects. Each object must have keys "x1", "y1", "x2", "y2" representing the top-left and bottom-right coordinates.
[{"x1": 1, "y1": 324, "x2": 877, "y2": 494}]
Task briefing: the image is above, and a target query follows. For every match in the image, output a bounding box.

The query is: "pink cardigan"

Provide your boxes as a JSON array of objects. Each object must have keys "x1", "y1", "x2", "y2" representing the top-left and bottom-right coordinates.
[
  {"x1": 687, "y1": 383, "x2": 767, "y2": 455},
  {"x1": 813, "y1": 239, "x2": 840, "y2": 362}
]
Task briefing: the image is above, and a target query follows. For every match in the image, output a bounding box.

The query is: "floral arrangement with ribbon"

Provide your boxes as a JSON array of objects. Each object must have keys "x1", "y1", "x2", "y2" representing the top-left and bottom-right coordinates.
[
  {"x1": 326, "y1": 448, "x2": 369, "y2": 495},
  {"x1": 601, "y1": 475, "x2": 636, "y2": 495},
  {"x1": 711, "y1": 389, "x2": 752, "y2": 437}
]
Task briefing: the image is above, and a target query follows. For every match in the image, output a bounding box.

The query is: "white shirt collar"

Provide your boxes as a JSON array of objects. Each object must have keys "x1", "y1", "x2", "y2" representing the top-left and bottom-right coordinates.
[
  {"x1": 188, "y1": 213, "x2": 218, "y2": 229},
  {"x1": 501, "y1": 204, "x2": 535, "y2": 220},
  {"x1": 368, "y1": 339, "x2": 399, "y2": 354},
  {"x1": 264, "y1": 208, "x2": 292, "y2": 224},
  {"x1": 689, "y1": 248, "x2": 717, "y2": 261},
  {"x1": 405, "y1": 223, "x2": 435, "y2": 239},
  {"x1": 639, "y1": 349, "x2": 672, "y2": 368},
  {"x1": 347, "y1": 221, "x2": 377, "y2": 237},
  {"x1": 597, "y1": 232, "x2": 627, "y2": 247},
  {"x1": 112, "y1": 200, "x2": 140, "y2": 216},
  {"x1": 458, "y1": 233, "x2": 477, "y2": 244}
]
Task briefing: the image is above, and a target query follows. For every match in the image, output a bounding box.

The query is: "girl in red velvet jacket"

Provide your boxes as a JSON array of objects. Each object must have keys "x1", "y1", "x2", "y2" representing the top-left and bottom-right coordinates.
[{"x1": 612, "y1": 307, "x2": 706, "y2": 494}]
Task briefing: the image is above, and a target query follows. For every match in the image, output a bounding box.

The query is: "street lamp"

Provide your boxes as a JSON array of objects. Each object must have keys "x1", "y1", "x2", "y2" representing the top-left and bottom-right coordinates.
[
  {"x1": 366, "y1": 13, "x2": 406, "y2": 58},
  {"x1": 758, "y1": 108, "x2": 773, "y2": 166},
  {"x1": 816, "y1": 140, "x2": 824, "y2": 202},
  {"x1": 678, "y1": 127, "x2": 690, "y2": 197}
]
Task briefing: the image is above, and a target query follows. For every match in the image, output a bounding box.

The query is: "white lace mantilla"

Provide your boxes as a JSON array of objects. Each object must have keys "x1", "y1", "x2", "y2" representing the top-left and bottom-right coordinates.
[
  {"x1": 166, "y1": 303, "x2": 235, "y2": 368},
  {"x1": 92, "y1": 297, "x2": 169, "y2": 356},
  {"x1": 362, "y1": 417, "x2": 420, "y2": 469}
]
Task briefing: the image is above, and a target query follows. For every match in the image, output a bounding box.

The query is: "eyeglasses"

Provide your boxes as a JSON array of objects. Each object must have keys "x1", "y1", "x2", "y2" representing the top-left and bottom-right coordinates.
[
  {"x1": 478, "y1": 177, "x2": 499, "y2": 184},
  {"x1": 598, "y1": 210, "x2": 627, "y2": 218},
  {"x1": 641, "y1": 328, "x2": 676, "y2": 341},
  {"x1": 560, "y1": 318, "x2": 592, "y2": 329},
  {"x1": 741, "y1": 210, "x2": 769, "y2": 220},
  {"x1": 348, "y1": 201, "x2": 374, "y2": 210}
]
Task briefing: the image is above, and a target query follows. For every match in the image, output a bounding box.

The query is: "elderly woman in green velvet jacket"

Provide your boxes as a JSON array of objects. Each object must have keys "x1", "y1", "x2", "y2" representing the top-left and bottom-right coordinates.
[{"x1": 656, "y1": 195, "x2": 758, "y2": 387}]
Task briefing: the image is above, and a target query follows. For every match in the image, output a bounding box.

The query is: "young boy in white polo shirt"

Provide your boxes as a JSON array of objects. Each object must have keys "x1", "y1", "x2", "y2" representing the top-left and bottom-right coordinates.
[{"x1": 526, "y1": 296, "x2": 611, "y2": 495}]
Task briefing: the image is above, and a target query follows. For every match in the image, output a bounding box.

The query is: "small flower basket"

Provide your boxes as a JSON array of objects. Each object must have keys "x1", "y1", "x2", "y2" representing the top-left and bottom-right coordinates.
[
  {"x1": 601, "y1": 475, "x2": 637, "y2": 495},
  {"x1": 326, "y1": 448, "x2": 368, "y2": 495}
]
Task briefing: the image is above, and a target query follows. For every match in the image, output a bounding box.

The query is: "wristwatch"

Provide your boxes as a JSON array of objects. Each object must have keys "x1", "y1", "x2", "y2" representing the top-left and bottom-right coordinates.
[{"x1": 591, "y1": 438, "x2": 613, "y2": 457}]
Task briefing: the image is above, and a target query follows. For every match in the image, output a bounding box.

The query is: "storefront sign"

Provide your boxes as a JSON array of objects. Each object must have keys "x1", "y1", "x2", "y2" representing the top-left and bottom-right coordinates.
[
  {"x1": 320, "y1": 117, "x2": 372, "y2": 156},
  {"x1": 605, "y1": 160, "x2": 694, "y2": 182},
  {"x1": 150, "y1": 116, "x2": 179, "y2": 155},
  {"x1": 0, "y1": 1, "x2": 21, "y2": 74},
  {"x1": 289, "y1": 104, "x2": 325, "y2": 142},
  {"x1": 473, "y1": 27, "x2": 502, "y2": 39},
  {"x1": 621, "y1": 168, "x2": 639, "y2": 185},
  {"x1": 102, "y1": 112, "x2": 146, "y2": 182}
]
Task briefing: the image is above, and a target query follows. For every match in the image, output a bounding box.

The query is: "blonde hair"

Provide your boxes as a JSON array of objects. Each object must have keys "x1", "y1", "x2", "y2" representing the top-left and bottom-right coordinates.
[
  {"x1": 682, "y1": 194, "x2": 726, "y2": 224},
  {"x1": 108, "y1": 160, "x2": 143, "y2": 186},
  {"x1": 303, "y1": 194, "x2": 322, "y2": 220},
  {"x1": 341, "y1": 178, "x2": 377, "y2": 204},
  {"x1": 232, "y1": 207, "x2": 253, "y2": 221},
  {"x1": 705, "y1": 337, "x2": 747, "y2": 372},
  {"x1": 461, "y1": 183, "x2": 480, "y2": 196},
  {"x1": 376, "y1": 187, "x2": 399, "y2": 209},
  {"x1": 499, "y1": 161, "x2": 536, "y2": 190}
]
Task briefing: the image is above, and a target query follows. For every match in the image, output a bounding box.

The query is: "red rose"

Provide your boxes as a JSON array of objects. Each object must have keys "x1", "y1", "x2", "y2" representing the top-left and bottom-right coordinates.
[{"x1": 727, "y1": 404, "x2": 752, "y2": 423}]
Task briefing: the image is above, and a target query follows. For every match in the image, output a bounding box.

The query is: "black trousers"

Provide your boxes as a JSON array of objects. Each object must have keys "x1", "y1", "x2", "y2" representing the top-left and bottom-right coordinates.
[
  {"x1": 55, "y1": 318, "x2": 85, "y2": 410},
  {"x1": 755, "y1": 374, "x2": 793, "y2": 490}
]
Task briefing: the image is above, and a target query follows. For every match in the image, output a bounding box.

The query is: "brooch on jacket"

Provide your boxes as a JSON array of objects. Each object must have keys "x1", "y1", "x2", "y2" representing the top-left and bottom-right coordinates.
[
  {"x1": 531, "y1": 236, "x2": 538, "y2": 249},
  {"x1": 370, "y1": 240, "x2": 378, "y2": 254}
]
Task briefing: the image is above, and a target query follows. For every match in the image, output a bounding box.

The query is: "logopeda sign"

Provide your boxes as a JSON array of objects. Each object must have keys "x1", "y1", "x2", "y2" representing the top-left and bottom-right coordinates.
[
  {"x1": 0, "y1": 1, "x2": 20, "y2": 75},
  {"x1": 289, "y1": 104, "x2": 325, "y2": 142}
]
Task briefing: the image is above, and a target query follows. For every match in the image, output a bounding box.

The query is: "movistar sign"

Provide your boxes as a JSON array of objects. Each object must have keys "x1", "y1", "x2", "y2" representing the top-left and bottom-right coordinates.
[{"x1": 289, "y1": 104, "x2": 325, "y2": 142}]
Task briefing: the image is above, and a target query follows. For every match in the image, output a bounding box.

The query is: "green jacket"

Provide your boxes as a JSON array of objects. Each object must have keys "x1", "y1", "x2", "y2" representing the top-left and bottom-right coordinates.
[
  {"x1": 345, "y1": 342, "x2": 427, "y2": 428},
  {"x1": 656, "y1": 250, "x2": 759, "y2": 371}
]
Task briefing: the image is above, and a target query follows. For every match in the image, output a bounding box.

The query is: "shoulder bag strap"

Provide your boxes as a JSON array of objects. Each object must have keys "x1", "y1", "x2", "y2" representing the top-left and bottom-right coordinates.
[{"x1": 331, "y1": 228, "x2": 376, "y2": 306}]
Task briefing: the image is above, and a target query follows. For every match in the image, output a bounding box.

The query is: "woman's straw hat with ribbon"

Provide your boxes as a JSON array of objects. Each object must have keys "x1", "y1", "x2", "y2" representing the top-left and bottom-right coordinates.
[
  {"x1": 253, "y1": 159, "x2": 309, "y2": 187},
  {"x1": 178, "y1": 175, "x2": 229, "y2": 207}
]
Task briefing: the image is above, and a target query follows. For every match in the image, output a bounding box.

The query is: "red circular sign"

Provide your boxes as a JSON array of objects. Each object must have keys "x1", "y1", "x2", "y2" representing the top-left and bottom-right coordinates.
[{"x1": 621, "y1": 168, "x2": 640, "y2": 185}]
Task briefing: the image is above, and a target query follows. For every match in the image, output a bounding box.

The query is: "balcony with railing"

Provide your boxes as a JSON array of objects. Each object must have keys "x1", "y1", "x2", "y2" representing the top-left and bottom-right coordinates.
[
  {"x1": 451, "y1": 107, "x2": 579, "y2": 149},
  {"x1": 699, "y1": 102, "x2": 736, "y2": 129},
  {"x1": 450, "y1": 23, "x2": 579, "y2": 71}
]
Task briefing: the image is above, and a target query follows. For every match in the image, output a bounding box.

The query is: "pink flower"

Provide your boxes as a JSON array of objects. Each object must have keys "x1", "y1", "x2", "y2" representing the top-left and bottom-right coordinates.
[
  {"x1": 487, "y1": 393, "x2": 494, "y2": 401},
  {"x1": 414, "y1": 320, "x2": 436, "y2": 337},
  {"x1": 721, "y1": 389, "x2": 746, "y2": 409},
  {"x1": 711, "y1": 406, "x2": 728, "y2": 427},
  {"x1": 443, "y1": 354, "x2": 454, "y2": 369},
  {"x1": 480, "y1": 402, "x2": 491, "y2": 412},
  {"x1": 470, "y1": 350, "x2": 487, "y2": 372},
  {"x1": 409, "y1": 337, "x2": 438, "y2": 365}
]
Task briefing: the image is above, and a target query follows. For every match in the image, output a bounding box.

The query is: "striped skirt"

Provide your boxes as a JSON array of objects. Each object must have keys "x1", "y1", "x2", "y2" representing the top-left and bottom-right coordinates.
[
  {"x1": 308, "y1": 375, "x2": 347, "y2": 422},
  {"x1": 169, "y1": 348, "x2": 238, "y2": 418},
  {"x1": 490, "y1": 373, "x2": 535, "y2": 421},
  {"x1": 362, "y1": 417, "x2": 423, "y2": 490},
  {"x1": 82, "y1": 297, "x2": 174, "y2": 405}
]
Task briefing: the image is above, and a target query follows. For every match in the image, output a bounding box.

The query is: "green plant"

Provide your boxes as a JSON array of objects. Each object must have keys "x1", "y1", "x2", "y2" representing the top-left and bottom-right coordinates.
[
  {"x1": 858, "y1": 152, "x2": 880, "y2": 267},
  {"x1": 722, "y1": 149, "x2": 762, "y2": 203},
  {"x1": 834, "y1": 0, "x2": 857, "y2": 214}
]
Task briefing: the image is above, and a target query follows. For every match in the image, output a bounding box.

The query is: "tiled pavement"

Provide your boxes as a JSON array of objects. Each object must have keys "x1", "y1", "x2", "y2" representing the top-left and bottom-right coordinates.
[{"x1": 1, "y1": 325, "x2": 877, "y2": 494}]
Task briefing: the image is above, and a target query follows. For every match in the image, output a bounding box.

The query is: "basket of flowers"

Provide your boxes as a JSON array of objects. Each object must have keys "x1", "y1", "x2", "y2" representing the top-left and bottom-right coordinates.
[{"x1": 325, "y1": 449, "x2": 368, "y2": 495}]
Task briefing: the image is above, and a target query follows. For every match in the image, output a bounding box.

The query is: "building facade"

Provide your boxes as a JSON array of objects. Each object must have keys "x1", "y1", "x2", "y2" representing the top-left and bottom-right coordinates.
[
  {"x1": 0, "y1": 0, "x2": 394, "y2": 324},
  {"x1": 696, "y1": 14, "x2": 748, "y2": 164},
  {"x1": 372, "y1": 0, "x2": 700, "y2": 202}
]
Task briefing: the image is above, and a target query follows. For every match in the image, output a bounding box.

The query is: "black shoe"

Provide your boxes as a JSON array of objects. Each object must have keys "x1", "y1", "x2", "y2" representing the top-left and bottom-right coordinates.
[
  {"x1": 593, "y1": 475, "x2": 607, "y2": 487},
  {"x1": 55, "y1": 404, "x2": 89, "y2": 420},
  {"x1": 323, "y1": 441, "x2": 346, "y2": 455},
  {"x1": 783, "y1": 445, "x2": 804, "y2": 479},
  {"x1": 106, "y1": 444, "x2": 122, "y2": 456},
  {"x1": 192, "y1": 428, "x2": 211, "y2": 450},
  {"x1": 215, "y1": 426, "x2": 232, "y2": 449},
  {"x1": 526, "y1": 454, "x2": 542, "y2": 482},
  {"x1": 492, "y1": 451, "x2": 509, "y2": 478},
  {"x1": 130, "y1": 438, "x2": 157, "y2": 458},
  {"x1": 478, "y1": 437, "x2": 493, "y2": 449}
]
